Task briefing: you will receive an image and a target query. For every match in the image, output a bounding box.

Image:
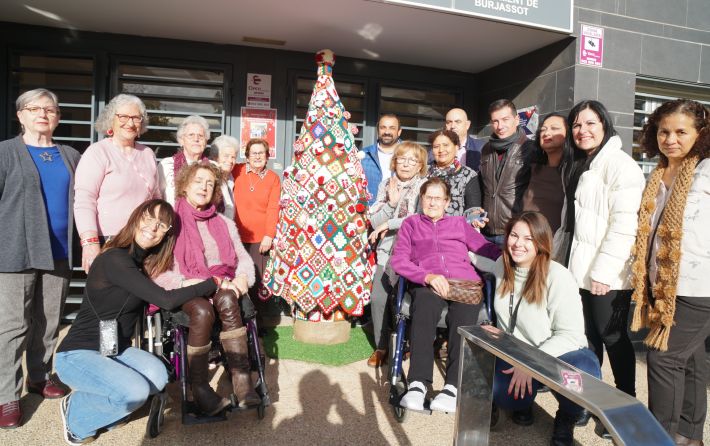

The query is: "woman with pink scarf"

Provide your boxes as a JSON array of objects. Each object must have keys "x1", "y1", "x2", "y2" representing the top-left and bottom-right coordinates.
[{"x1": 154, "y1": 162, "x2": 258, "y2": 415}]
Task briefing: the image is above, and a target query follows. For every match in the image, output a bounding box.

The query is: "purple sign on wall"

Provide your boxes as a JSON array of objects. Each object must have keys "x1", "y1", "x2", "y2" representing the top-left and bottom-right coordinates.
[{"x1": 579, "y1": 24, "x2": 604, "y2": 67}]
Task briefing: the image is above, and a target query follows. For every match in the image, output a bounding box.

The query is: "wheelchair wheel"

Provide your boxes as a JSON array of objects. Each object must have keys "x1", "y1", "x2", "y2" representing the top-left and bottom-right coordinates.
[
  {"x1": 146, "y1": 392, "x2": 167, "y2": 438},
  {"x1": 391, "y1": 379, "x2": 408, "y2": 423}
]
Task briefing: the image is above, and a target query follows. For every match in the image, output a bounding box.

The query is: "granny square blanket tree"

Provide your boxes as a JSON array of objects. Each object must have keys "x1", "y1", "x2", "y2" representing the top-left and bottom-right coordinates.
[{"x1": 262, "y1": 49, "x2": 374, "y2": 321}]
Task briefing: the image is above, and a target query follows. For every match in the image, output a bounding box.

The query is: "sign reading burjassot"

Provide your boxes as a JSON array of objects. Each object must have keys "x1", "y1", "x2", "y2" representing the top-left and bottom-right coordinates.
[
  {"x1": 246, "y1": 73, "x2": 272, "y2": 108},
  {"x1": 579, "y1": 24, "x2": 604, "y2": 67},
  {"x1": 381, "y1": 0, "x2": 572, "y2": 33}
]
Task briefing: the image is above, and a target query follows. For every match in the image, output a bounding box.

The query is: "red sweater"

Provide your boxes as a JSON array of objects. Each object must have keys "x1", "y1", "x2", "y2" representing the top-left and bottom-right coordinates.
[{"x1": 232, "y1": 163, "x2": 281, "y2": 243}]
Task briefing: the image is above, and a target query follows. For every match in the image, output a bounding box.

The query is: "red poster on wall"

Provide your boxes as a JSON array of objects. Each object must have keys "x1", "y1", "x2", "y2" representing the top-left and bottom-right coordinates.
[{"x1": 239, "y1": 107, "x2": 277, "y2": 159}]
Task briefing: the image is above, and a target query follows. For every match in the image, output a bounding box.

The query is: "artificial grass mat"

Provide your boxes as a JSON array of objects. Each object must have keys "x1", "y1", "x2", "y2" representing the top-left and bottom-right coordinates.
[{"x1": 262, "y1": 325, "x2": 374, "y2": 366}]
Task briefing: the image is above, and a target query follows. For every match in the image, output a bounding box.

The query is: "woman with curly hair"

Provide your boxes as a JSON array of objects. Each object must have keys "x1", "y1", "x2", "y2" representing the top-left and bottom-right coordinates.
[
  {"x1": 154, "y1": 162, "x2": 258, "y2": 415},
  {"x1": 630, "y1": 99, "x2": 710, "y2": 445},
  {"x1": 74, "y1": 94, "x2": 160, "y2": 272}
]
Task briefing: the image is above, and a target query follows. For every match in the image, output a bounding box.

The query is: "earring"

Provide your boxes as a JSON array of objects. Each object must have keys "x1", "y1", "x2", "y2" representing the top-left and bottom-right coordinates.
[{"x1": 107, "y1": 129, "x2": 114, "y2": 136}]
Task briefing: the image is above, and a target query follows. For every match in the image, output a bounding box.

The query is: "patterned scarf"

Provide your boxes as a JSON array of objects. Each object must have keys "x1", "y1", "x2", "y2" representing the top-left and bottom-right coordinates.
[
  {"x1": 630, "y1": 154, "x2": 699, "y2": 351},
  {"x1": 429, "y1": 158, "x2": 462, "y2": 178},
  {"x1": 369, "y1": 175, "x2": 422, "y2": 219}
]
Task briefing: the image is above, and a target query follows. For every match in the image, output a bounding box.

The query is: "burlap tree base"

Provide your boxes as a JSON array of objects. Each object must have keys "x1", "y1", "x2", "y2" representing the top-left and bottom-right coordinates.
[{"x1": 293, "y1": 319, "x2": 350, "y2": 345}]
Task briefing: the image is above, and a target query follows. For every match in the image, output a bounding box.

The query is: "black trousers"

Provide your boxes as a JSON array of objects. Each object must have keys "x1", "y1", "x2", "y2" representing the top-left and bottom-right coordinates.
[
  {"x1": 408, "y1": 286, "x2": 481, "y2": 387},
  {"x1": 647, "y1": 296, "x2": 710, "y2": 440},
  {"x1": 580, "y1": 288, "x2": 636, "y2": 396}
]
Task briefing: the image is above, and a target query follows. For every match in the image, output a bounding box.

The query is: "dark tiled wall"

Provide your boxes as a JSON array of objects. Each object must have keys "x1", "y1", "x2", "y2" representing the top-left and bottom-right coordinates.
[
  {"x1": 574, "y1": 0, "x2": 710, "y2": 150},
  {"x1": 476, "y1": 0, "x2": 710, "y2": 151},
  {"x1": 473, "y1": 38, "x2": 577, "y2": 135}
]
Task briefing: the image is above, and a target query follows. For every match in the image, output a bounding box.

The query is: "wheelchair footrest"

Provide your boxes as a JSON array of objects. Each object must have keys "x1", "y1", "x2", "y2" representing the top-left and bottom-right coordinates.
[{"x1": 181, "y1": 402, "x2": 229, "y2": 425}]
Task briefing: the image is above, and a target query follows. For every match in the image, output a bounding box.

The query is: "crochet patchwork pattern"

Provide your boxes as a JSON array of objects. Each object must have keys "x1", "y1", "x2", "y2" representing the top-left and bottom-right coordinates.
[{"x1": 262, "y1": 49, "x2": 374, "y2": 320}]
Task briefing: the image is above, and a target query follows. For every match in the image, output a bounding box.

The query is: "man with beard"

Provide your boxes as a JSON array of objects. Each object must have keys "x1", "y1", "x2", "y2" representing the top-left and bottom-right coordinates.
[
  {"x1": 361, "y1": 114, "x2": 402, "y2": 205},
  {"x1": 479, "y1": 99, "x2": 535, "y2": 245},
  {"x1": 445, "y1": 108, "x2": 485, "y2": 172}
]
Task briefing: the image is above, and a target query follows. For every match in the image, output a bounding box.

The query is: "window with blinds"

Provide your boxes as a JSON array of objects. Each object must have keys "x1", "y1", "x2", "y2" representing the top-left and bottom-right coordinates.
[
  {"x1": 634, "y1": 78, "x2": 710, "y2": 174},
  {"x1": 379, "y1": 85, "x2": 460, "y2": 146},
  {"x1": 115, "y1": 63, "x2": 226, "y2": 159},
  {"x1": 9, "y1": 54, "x2": 96, "y2": 153},
  {"x1": 293, "y1": 77, "x2": 366, "y2": 146}
]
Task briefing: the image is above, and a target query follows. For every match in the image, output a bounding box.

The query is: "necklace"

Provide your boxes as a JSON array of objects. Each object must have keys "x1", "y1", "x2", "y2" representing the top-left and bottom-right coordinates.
[
  {"x1": 248, "y1": 172, "x2": 264, "y2": 192},
  {"x1": 39, "y1": 151, "x2": 53, "y2": 162}
]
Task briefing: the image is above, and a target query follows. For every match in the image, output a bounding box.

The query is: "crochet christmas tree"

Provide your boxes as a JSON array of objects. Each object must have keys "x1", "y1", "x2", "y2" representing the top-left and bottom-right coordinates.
[{"x1": 262, "y1": 49, "x2": 374, "y2": 322}]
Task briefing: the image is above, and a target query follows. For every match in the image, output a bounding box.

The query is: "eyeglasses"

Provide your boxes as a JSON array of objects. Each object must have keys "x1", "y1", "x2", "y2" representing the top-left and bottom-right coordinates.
[
  {"x1": 422, "y1": 195, "x2": 446, "y2": 204},
  {"x1": 23, "y1": 106, "x2": 60, "y2": 116},
  {"x1": 184, "y1": 132, "x2": 206, "y2": 141},
  {"x1": 115, "y1": 114, "x2": 144, "y2": 124},
  {"x1": 249, "y1": 151, "x2": 267, "y2": 158},
  {"x1": 142, "y1": 215, "x2": 171, "y2": 233},
  {"x1": 395, "y1": 157, "x2": 420, "y2": 166}
]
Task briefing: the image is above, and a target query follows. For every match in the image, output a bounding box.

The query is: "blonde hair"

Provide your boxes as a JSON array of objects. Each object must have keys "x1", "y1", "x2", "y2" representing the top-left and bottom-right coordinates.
[{"x1": 389, "y1": 141, "x2": 428, "y2": 176}]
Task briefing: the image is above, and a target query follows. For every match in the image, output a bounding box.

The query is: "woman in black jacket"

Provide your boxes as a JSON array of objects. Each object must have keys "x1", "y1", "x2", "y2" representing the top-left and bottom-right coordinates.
[{"x1": 55, "y1": 199, "x2": 219, "y2": 445}]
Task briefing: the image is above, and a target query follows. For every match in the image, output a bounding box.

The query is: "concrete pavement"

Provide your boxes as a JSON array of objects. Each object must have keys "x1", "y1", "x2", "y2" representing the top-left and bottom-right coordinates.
[{"x1": 3, "y1": 324, "x2": 709, "y2": 446}]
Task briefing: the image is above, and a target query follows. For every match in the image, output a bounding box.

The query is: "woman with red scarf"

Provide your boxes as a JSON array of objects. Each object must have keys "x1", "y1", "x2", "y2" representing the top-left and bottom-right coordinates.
[{"x1": 154, "y1": 162, "x2": 258, "y2": 415}]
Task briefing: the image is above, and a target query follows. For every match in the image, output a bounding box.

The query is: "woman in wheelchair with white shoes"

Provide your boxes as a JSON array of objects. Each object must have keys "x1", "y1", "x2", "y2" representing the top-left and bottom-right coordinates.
[
  {"x1": 55, "y1": 199, "x2": 219, "y2": 445},
  {"x1": 390, "y1": 177, "x2": 501, "y2": 413},
  {"x1": 487, "y1": 211, "x2": 601, "y2": 446},
  {"x1": 154, "y1": 162, "x2": 259, "y2": 416}
]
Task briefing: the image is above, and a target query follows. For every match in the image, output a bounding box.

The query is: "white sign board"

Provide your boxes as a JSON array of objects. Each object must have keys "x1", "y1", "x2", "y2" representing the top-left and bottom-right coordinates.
[{"x1": 246, "y1": 73, "x2": 272, "y2": 108}]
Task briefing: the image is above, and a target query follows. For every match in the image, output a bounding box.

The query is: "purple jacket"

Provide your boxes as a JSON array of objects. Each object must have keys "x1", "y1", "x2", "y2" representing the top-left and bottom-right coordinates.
[{"x1": 391, "y1": 214, "x2": 501, "y2": 285}]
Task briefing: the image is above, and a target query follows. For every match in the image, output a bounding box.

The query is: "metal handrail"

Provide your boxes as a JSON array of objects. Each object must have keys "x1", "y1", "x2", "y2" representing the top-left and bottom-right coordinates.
[{"x1": 454, "y1": 325, "x2": 673, "y2": 446}]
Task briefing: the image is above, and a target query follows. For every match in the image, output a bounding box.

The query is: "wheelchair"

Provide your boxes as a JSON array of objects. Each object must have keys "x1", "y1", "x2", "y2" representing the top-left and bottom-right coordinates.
[
  {"x1": 388, "y1": 271, "x2": 496, "y2": 422},
  {"x1": 136, "y1": 302, "x2": 271, "y2": 438}
]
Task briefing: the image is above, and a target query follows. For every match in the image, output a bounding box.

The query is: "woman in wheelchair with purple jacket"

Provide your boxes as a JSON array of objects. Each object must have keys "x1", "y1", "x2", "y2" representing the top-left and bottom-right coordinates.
[
  {"x1": 390, "y1": 177, "x2": 501, "y2": 413},
  {"x1": 55, "y1": 199, "x2": 218, "y2": 445},
  {"x1": 154, "y1": 162, "x2": 258, "y2": 416}
]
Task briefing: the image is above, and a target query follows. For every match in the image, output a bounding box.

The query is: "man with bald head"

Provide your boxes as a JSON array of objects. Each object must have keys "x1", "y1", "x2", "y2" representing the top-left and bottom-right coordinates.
[{"x1": 445, "y1": 108, "x2": 485, "y2": 172}]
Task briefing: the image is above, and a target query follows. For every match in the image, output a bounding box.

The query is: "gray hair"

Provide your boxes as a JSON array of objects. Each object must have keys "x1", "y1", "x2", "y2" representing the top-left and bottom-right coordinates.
[
  {"x1": 16, "y1": 88, "x2": 59, "y2": 111},
  {"x1": 176, "y1": 115, "x2": 211, "y2": 142},
  {"x1": 95, "y1": 94, "x2": 148, "y2": 136},
  {"x1": 209, "y1": 134, "x2": 239, "y2": 160}
]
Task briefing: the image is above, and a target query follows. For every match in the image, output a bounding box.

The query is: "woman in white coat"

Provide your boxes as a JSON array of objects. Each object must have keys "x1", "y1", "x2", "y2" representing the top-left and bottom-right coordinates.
[{"x1": 564, "y1": 100, "x2": 644, "y2": 405}]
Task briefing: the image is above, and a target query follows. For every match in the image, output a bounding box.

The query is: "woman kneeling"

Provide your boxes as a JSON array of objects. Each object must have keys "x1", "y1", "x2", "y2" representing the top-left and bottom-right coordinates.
[
  {"x1": 154, "y1": 162, "x2": 259, "y2": 414},
  {"x1": 391, "y1": 177, "x2": 501, "y2": 413},
  {"x1": 55, "y1": 199, "x2": 218, "y2": 444},
  {"x1": 490, "y1": 211, "x2": 601, "y2": 446}
]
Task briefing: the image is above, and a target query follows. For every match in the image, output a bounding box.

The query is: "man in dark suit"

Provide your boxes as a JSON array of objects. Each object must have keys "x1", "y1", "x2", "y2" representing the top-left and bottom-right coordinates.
[{"x1": 445, "y1": 108, "x2": 485, "y2": 172}]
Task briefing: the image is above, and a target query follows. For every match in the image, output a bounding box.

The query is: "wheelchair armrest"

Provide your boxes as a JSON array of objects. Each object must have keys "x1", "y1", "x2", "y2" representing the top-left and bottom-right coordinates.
[
  {"x1": 166, "y1": 310, "x2": 191, "y2": 327},
  {"x1": 469, "y1": 251, "x2": 496, "y2": 273}
]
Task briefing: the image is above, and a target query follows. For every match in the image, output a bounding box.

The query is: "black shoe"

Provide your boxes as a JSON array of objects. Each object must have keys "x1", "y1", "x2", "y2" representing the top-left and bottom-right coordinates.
[
  {"x1": 490, "y1": 404, "x2": 500, "y2": 430},
  {"x1": 512, "y1": 406, "x2": 534, "y2": 426},
  {"x1": 575, "y1": 409, "x2": 592, "y2": 427},
  {"x1": 550, "y1": 410, "x2": 576, "y2": 446},
  {"x1": 537, "y1": 384, "x2": 550, "y2": 393},
  {"x1": 594, "y1": 422, "x2": 612, "y2": 440}
]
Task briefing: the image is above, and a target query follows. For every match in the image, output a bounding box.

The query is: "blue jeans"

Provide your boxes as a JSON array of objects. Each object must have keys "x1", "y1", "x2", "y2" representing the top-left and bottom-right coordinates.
[
  {"x1": 493, "y1": 348, "x2": 601, "y2": 416},
  {"x1": 55, "y1": 347, "x2": 168, "y2": 439}
]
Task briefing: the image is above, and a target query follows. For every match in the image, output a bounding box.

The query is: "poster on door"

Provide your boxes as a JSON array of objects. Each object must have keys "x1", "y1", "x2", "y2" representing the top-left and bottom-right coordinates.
[
  {"x1": 579, "y1": 24, "x2": 604, "y2": 67},
  {"x1": 239, "y1": 107, "x2": 277, "y2": 159}
]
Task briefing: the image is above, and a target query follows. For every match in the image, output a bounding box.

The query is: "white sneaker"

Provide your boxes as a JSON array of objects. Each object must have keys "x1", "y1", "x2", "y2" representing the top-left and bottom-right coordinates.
[
  {"x1": 430, "y1": 384, "x2": 457, "y2": 413},
  {"x1": 399, "y1": 381, "x2": 426, "y2": 411}
]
